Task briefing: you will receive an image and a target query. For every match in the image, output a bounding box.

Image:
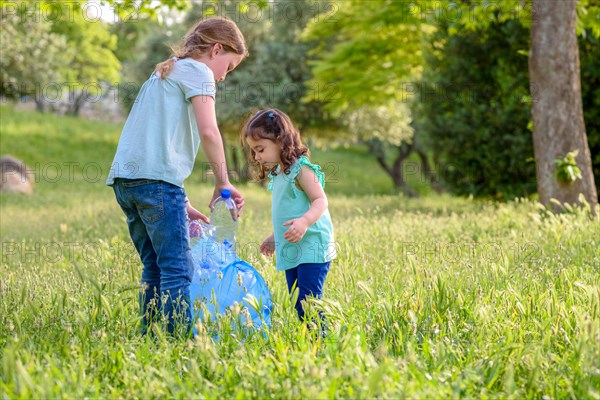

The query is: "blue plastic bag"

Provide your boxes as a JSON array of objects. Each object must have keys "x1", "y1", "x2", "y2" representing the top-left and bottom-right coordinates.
[{"x1": 188, "y1": 221, "x2": 272, "y2": 333}]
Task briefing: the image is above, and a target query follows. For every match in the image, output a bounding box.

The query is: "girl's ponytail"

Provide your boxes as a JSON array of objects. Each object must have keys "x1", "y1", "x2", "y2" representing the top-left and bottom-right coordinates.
[
  {"x1": 154, "y1": 17, "x2": 247, "y2": 80},
  {"x1": 155, "y1": 57, "x2": 177, "y2": 80}
]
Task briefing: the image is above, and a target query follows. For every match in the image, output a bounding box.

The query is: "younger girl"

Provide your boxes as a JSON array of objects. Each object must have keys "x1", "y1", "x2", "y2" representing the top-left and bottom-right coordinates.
[
  {"x1": 241, "y1": 109, "x2": 336, "y2": 321},
  {"x1": 107, "y1": 17, "x2": 248, "y2": 335}
]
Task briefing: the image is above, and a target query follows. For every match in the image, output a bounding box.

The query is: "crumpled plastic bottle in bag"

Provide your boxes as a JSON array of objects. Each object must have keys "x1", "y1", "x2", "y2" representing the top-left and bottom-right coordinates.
[{"x1": 188, "y1": 219, "x2": 272, "y2": 334}]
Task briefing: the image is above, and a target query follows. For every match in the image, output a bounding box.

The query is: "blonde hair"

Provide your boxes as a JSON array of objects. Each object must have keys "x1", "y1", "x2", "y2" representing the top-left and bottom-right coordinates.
[{"x1": 155, "y1": 17, "x2": 248, "y2": 79}]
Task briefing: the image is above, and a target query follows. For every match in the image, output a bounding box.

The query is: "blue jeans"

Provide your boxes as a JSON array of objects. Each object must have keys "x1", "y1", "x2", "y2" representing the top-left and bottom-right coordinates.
[
  {"x1": 285, "y1": 261, "x2": 331, "y2": 321},
  {"x1": 112, "y1": 178, "x2": 193, "y2": 335}
]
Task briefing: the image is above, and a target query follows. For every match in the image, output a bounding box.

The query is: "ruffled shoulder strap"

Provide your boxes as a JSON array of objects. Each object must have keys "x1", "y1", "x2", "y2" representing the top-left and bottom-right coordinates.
[
  {"x1": 292, "y1": 156, "x2": 326, "y2": 188},
  {"x1": 267, "y1": 171, "x2": 275, "y2": 191}
]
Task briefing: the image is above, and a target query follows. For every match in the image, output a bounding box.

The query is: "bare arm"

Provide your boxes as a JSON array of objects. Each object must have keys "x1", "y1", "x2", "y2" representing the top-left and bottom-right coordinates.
[
  {"x1": 192, "y1": 95, "x2": 228, "y2": 185},
  {"x1": 191, "y1": 95, "x2": 244, "y2": 212}
]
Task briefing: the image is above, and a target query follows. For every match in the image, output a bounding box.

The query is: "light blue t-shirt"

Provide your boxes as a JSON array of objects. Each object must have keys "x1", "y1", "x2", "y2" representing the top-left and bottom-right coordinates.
[
  {"x1": 106, "y1": 58, "x2": 216, "y2": 187},
  {"x1": 268, "y1": 156, "x2": 337, "y2": 271}
]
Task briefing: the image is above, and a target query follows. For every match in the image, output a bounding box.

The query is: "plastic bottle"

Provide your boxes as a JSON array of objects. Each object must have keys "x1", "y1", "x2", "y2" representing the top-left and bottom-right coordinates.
[
  {"x1": 188, "y1": 219, "x2": 203, "y2": 247},
  {"x1": 211, "y1": 189, "x2": 238, "y2": 245}
]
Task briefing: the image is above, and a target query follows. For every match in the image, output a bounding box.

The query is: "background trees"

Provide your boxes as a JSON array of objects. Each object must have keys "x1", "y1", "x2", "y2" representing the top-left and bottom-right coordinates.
[
  {"x1": 0, "y1": 10, "x2": 71, "y2": 112},
  {"x1": 3, "y1": 0, "x2": 597, "y2": 207},
  {"x1": 303, "y1": 0, "x2": 598, "y2": 206},
  {"x1": 0, "y1": 0, "x2": 121, "y2": 115}
]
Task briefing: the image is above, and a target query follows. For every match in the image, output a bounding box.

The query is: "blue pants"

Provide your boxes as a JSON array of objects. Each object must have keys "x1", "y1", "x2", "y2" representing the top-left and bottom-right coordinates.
[
  {"x1": 285, "y1": 261, "x2": 330, "y2": 321},
  {"x1": 112, "y1": 178, "x2": 193, "y2": 334}
]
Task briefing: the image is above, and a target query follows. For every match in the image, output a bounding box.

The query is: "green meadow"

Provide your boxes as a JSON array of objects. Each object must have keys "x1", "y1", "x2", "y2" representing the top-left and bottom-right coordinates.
[{"x1": 1, "y1": 106, "x2": 599, "y2": 398}]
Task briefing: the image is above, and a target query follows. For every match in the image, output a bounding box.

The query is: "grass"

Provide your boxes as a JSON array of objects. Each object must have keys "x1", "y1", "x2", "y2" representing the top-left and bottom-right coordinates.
[{"x1": 1, "y1": 105, "x2": 599, "y2": 398}]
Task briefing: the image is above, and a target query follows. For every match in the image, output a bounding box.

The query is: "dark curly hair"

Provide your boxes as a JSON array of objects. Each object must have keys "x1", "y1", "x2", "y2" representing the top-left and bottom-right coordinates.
[{"x1": 240, "y1": 108, "x2": 309, "y2": 180}]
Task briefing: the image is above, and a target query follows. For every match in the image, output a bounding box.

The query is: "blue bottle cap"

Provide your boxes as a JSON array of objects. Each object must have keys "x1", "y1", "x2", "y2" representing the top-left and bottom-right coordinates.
[{"x1": 220, "y1": 189, "x2": 231, "y2": 199}]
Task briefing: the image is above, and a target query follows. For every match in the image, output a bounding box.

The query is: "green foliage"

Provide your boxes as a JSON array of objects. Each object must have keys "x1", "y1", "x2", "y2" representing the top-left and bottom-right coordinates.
[
  {"x1": 447, "y1": 0, "x2": 535, "y2": 32},
  {"x1": 579, "y1": 30, "x2": 600, "y2": 193},
  {"x1": 0, "y1": 10, "x2": 71, "y2": 100},
  {"x1": 100, "y1": 0, "x2": 189, "y2": 19},
  {"x1": 344, "y1": 101, "x2": 419, "y2": 192},
  {"x1": 577, "y1": 0, "x2": 600, "y2": 37},
  {"x1": 48, "y1": 1, "x2": 121, "y2": 85},
  {"x1": 300, "y1": 1, "x2": 434, "y2": 191},
  {"x1": 416, "y1": 20, "x2": 536, "y2": 199},
  {"x1": 302, "y1": 0, "x2": 600, "y2": 199},
  {"x1": 0, "y1": 0, "x2": 121, "y2": 114},
  {"x1": 447, "y1": 0, "x2": 599, "y2": 35},
  {"x1": 301, "y1": 0, "x2": 428, "y2": 113},
  {"x1": 109, "y1": 15, "x2": 154, "y2": 63},
  {"x1": 128, "y1": 22, "x2": 183, "y2": 85},
  {"x1": 554, "y1": 150, "x2": 583, "y2": 184},
  {"x1": 416, "y1": 17, "x2": 599, "y2": 199},
  {"x1": 119, "y1": 1, "x2": 336, "y2": 135},
  {"x1": 110, "y1": 15, "x2": 189, "y2": 114}
]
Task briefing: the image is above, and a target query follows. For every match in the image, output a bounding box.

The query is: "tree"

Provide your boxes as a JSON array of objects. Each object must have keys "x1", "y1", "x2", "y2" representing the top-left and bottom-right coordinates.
[
  {"x1": 529, "y1": 0, "x2": 598, "y2": 210},
  {"x1": 0, "y1": 11, "x2": 71, "y2": 112},
  {"x1": 0, "y1": 0, "x2": 122, "y2": 115},
  {"x1": 185, "y1": 0, "x2": 338, "y2": 131},
  {"x1": 346, "y1": 102, "x2": 418, "y2": 196},
  {"x1": 302, "y1": 0, "x2": 426, "y2": 113},
  {"x1": 114, "y1": 18, "x2": 182, "y2": 114},
  {"x1": 301, "y1": 1, "x2": 432, "y2": 193},
  {"x1": 47, "y1": 1, "x2": 121, "y2": 115}
]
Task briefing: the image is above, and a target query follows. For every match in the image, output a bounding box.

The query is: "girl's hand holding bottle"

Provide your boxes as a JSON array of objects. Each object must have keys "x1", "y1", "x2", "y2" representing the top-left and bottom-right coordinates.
[{"x1": 210, "y1": 182, "x2": 245, "y2": 217}]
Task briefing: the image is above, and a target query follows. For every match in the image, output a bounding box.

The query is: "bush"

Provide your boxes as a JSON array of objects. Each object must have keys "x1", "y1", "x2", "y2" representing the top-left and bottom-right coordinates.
[{"x1": 417, "y1": 20, "x2": 535, "y2": 199}]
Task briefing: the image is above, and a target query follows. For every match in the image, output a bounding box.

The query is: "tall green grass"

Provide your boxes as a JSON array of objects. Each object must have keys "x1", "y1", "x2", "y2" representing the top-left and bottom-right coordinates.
[{"x1": 1, "y1": 106, "x2": 599, "y2": 398}]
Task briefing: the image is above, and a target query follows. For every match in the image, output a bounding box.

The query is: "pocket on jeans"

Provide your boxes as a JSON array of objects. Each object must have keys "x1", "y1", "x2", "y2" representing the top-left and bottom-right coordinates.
[{"x1": 126, "y1": 181, "x2": 164, "y2": 223}]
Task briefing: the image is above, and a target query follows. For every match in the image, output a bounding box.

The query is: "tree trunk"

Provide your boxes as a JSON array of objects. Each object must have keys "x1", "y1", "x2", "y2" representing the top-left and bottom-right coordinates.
[
  {"x1": 529, "y1": 0, "x2": 598, "y2": 212},
  {"x1": 368, "y1": 140, "x2": 418, "y2": 197},
  {"x1": 34, "y1": 98, "x2": 45, "y2": 112},
  {"x1": 230, "y1": 145, "x2": 249, "y2": 183},
  {"x1": 68, "y1": 92, "x2": 86, "y2": 116},
  {"x1": 416, "y1": 148, "x2": 443, "y2": 194}
]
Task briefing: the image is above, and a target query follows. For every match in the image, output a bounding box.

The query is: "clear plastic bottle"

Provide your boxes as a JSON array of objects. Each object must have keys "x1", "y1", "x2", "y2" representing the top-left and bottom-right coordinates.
[{"x1": 211, "y1": 189, "x2": 238, "y2": 245}]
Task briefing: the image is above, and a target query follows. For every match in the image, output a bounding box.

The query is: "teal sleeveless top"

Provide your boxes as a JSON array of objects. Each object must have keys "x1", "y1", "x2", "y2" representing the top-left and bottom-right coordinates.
[{"x1": 268, "y1": 156, "x2": 337, "y2": 271}]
